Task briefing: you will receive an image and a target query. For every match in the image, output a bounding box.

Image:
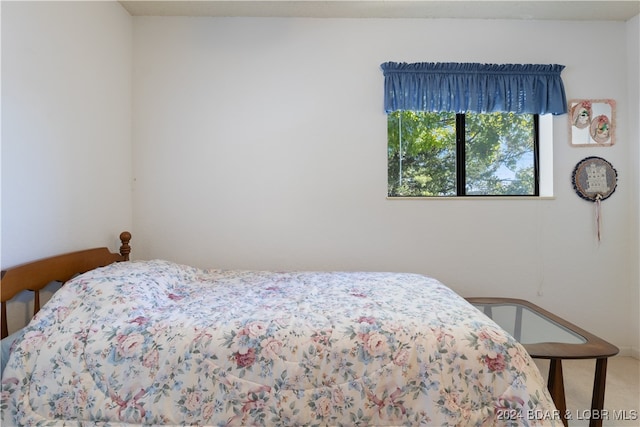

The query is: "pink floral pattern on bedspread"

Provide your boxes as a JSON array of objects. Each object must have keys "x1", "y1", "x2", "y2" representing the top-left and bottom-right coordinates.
[{"x1": 2, "y1": 260, "x2": 559, "y2": 426}]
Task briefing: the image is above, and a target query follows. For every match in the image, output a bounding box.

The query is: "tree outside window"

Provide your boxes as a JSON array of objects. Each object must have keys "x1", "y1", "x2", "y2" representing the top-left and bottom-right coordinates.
[{"x1": 387, "y1": 111, "x2": 538, "y2": 197}]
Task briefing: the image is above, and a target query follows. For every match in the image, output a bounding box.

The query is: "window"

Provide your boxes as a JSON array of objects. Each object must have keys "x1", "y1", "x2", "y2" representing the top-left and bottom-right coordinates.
[
  {"x1": 380, "y1": 62, "x2": 567, "y2": 198},
  {"x1": 388, "y1": 111, "x2": 539, "y2": 197}
]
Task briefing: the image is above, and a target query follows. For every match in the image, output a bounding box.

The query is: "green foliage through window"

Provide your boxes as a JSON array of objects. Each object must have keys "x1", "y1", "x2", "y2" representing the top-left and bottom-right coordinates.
[{"x1": 388, "y1": 111, "x2": 538, "y2": 197}]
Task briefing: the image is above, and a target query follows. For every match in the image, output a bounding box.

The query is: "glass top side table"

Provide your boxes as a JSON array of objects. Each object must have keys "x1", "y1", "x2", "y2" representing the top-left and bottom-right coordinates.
[{"x1": 466, "y1": 297, "x2": 619, "y2": 427}]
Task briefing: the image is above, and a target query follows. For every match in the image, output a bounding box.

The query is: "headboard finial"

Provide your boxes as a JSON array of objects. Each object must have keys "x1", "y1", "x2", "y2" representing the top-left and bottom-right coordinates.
[{"x1": 119, "y1": 231, "x2": 132, "y2": 261}]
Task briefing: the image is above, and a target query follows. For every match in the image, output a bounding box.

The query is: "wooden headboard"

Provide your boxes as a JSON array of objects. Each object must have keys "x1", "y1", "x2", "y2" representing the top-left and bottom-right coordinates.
[{"x1": 0, "y1": 231, "x2": 131, "y2": 339}]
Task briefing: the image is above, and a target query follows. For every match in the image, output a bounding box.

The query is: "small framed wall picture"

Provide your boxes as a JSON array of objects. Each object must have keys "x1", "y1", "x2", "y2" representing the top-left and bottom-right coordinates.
[{"x1": 569, "y1": 99, "x2": 616, "y2": 146}]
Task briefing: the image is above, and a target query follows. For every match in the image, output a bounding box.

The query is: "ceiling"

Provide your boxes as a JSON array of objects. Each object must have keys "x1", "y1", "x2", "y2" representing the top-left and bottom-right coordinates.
[{"x1": 119, "y1": 0, "x2": 640, "y2": 21}]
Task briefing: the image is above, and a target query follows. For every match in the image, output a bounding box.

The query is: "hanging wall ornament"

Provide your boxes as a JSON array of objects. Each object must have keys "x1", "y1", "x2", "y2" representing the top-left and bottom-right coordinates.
[
  {"x1": 569, "y1": 99, "x2": 616, "y2": 146},
  {"x1": 571, "y1": 156, "x2": 618, "y2": 241}
]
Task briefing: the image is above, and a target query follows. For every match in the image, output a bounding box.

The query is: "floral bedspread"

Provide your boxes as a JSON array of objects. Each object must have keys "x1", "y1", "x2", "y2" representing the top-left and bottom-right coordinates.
[{"x1": 2, "y1": 260, "x2": 559, "y2": 426}]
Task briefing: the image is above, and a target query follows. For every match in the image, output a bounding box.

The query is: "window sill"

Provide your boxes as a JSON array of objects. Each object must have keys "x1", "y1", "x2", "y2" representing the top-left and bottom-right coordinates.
[{"x1": 386, "y1": 196, "x2": 556, "y2": 201}]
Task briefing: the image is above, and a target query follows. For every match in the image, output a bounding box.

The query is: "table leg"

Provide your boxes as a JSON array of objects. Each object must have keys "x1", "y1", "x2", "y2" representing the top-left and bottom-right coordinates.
[
  {"x1": 589, "y1": 358, "x2": 608, "y2": 427},
  {"x1": 548, "y1": 359, "x2": 568, "y2": 427}
]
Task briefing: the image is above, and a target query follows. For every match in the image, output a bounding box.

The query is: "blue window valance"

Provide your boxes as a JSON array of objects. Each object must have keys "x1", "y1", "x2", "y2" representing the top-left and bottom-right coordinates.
[{"x1": 381, "y1": 62, "x2": 567, "y2": 115}]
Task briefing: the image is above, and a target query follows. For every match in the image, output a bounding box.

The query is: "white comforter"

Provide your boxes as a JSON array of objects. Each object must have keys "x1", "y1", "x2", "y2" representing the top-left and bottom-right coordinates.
[{"x1": 2, "y1": 260, "x2": 559, "y2": 426}]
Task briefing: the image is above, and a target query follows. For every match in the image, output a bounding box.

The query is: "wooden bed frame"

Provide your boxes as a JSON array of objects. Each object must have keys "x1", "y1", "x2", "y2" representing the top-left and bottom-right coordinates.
[{"x1": 0, "y1": 231, "x2": 131, "y2": 339}]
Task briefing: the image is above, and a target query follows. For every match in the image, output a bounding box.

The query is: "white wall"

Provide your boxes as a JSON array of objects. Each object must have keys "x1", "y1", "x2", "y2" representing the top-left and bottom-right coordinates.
[
  {"x1": 627, "y1": 14, "x2": 640, "y2": 358},
  {"x1": 1, "y1": 1, "x2": 133, "y2": 331},
  {"x1": 133, "y1": 17, "x2": 638, "y2": 354},
  {"x1": 1, "y1": 3, "x2": 637, "y2": 355}
]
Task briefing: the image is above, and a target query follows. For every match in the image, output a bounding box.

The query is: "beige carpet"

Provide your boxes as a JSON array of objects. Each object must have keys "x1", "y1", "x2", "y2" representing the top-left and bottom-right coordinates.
[{"x1": 533, "y1": 356, "x2": 639, "y2": 427}]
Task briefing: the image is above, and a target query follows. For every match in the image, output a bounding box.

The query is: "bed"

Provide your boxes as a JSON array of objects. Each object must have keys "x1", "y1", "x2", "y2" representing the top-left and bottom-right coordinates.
[{"x1": 1, "y1": 232, "x2": 560, "y2": 426}]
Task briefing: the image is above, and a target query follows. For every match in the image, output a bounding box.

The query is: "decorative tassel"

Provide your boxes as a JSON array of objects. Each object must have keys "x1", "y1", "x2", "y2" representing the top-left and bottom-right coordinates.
[{"x1": 595, "y1": 194, "x2": 602, "y2": 242}]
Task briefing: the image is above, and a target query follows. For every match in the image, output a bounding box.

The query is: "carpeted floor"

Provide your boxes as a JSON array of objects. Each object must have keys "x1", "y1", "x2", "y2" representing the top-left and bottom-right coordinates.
[{"x1": 533, "y1": 356, "x2": 639, "y2": 427}]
